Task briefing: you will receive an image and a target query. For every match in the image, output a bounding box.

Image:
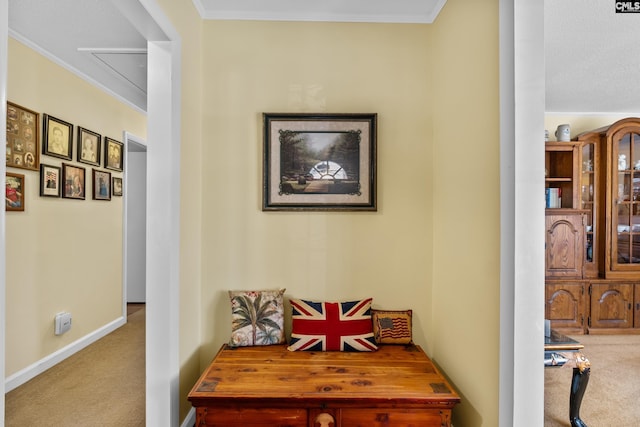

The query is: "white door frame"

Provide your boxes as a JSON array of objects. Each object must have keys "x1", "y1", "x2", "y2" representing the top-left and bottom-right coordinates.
[{"x1": 1, "y1": 0, "x2": 8, "y2": 421}]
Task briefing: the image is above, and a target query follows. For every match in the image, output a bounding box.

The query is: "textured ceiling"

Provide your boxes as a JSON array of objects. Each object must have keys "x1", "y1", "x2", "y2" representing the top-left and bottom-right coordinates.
[
  {"x1": 545, "y1": 0, "x2": 640, "y2": 114},
  {"x1": 7, "y1": 1, "x2": 639, "y2": 114}
]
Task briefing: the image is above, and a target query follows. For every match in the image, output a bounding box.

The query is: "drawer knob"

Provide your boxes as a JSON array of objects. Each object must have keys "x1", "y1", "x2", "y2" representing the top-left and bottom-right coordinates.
[{"x1": 315, "y1": 412, "x2": 335, "y2": 427}]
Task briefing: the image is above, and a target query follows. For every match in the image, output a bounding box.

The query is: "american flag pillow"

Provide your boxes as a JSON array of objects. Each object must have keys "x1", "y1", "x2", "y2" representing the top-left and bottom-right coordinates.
[
  {"x1": 287, "y1": 298, "x2": 378, "y2": 352},
  {"x1": 372, "y1": 309, "x2": 413, "y2": 344}
]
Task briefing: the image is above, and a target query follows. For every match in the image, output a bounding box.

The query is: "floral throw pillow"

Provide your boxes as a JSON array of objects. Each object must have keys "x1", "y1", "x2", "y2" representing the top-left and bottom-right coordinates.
[
  {"x1": 228, "y1": 289, "x2": 286, "y2": 347},
  {"x1": 287, "y1": 298, "x2": 377, "y2": 352}
]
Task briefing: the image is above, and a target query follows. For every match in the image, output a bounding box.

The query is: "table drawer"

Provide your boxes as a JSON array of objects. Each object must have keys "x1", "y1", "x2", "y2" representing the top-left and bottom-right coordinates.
[
  {"x1": 340, "y1": 408, "x2": 451, "y2": 427},
  {"x1": 196, "y1": 407, "x2": 308, "y2": 427}
]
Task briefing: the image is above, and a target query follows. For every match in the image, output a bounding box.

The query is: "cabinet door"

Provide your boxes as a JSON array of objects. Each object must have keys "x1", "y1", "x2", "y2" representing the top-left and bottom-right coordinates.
[
  {"x1": 545, "y1": 282, "x2": 585, "y2": 332},
  {"x1": 589, "y1": 283, "x2": 633, "y2": 329},
  {"x1": 608, "y1": 127, "x2": 640, "y2": 273},
  {"x1": 545, "y1": 214, "x2": 585, "y2": 278}
]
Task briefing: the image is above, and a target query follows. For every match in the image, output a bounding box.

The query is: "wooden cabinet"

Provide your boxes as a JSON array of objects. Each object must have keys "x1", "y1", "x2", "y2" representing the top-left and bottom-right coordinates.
[
  {"x1": 545, "y1": 281, "x2": 586, "y2": 333},
  {"x1": 545, "y1": 118, "x2": 640, "y2": 333},
  {"x1": 188, "y1": 344, "x2": 460, "y2": 427}
]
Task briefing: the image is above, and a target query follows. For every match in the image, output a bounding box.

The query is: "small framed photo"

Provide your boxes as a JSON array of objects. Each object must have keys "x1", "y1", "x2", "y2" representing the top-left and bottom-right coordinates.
[
  {"x1": 112, "y1": 177, "x2": 123, "y2": 196},
  {"x1": 39, "y1": 164, "x2": 62, "y2": 198},
  {"x1": 62, "y1": 163, "x2": 86, "y2": 200},
  {"x1": 43, "y1": 114, "x2": 73, "y2": 160},
  {"x1": 105, "y1": 137, "x2": 124, "y2": 171},
  {"x1": 77, "y1": 127, "x2": 101, "y2": 166},
  {"x1": 5, "y1": 172, "x2": 25, "y2": 211},
  {"x1": 92, "y1": 169, "x2": 111, "y2": 201},
  {"x1": 6, "y1": 101, "x2": 39, "y2": 171},
  {"x1": 263, "y1": 113, "x2": 377, "y2": 211}
]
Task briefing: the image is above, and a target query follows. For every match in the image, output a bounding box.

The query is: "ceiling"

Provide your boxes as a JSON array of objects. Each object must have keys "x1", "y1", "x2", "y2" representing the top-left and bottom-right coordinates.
[{"x1": 7, "y1": 0, "x2": 640, "y2": 114}]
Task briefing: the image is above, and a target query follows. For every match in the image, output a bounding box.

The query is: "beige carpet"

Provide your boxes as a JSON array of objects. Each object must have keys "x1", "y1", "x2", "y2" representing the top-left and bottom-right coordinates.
[
  {"x1": 5, "y1": 306, "x2": 145, "y2": 426},
  {"x1": 545, "y1": 334, "x2": 640, "y2": 426}
]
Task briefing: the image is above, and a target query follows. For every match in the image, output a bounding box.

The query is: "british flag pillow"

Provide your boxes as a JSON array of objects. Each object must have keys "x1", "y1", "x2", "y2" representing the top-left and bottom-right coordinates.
[{"x1": 287, "y1": 298, "x2": 378, "y2": 352}]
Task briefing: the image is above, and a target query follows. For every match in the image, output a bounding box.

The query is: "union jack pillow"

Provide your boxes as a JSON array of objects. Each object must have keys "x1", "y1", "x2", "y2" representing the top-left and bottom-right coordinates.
[{"x1": 287, "y1": 298, "x2": 378, "y2": 352}]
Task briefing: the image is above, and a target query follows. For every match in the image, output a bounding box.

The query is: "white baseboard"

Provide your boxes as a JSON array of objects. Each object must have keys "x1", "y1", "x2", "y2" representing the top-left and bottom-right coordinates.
[
  {"x1": 180, "y1": 407, "x2": 196, "y2": 427},
  {"x1": 4, "y1": 316, "x2": 126, "y2": 392}
]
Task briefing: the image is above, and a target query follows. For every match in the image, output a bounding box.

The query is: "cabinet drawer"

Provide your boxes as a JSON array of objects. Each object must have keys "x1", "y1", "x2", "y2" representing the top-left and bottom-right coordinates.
[
  {"x1": 196, "y1": 407, "x2": 307, "y2": 427},
  {"x1": 340, "y1": 408, "x2": 450, "y2": 427}
]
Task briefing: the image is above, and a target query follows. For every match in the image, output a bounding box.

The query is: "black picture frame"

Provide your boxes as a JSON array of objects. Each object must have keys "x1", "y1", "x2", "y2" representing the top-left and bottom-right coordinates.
[
  {"x1": 112, "y1": 177, "x2": 123, "y2": 196},
  {"x1": 77, "y1": 127, "x2": 101, "y2": 166},
  {"x1": 39, "y1": 163, "x2": 62, "y2": 198},
  {"x1": 262, "y1": 113, "x2": 377, "y2": 211},
  {"x1": 61, "y1": 163, "x2": 86, "y2": 200},
  {"x1": 92, "y1": 169, "x2": 111, "y2": 201},
  {"x1": 43, "y1": 114, "x2": 73, "y2": 160},
  {"x1": 104, "y1": 137, "x2": 124, "y2": 172}
]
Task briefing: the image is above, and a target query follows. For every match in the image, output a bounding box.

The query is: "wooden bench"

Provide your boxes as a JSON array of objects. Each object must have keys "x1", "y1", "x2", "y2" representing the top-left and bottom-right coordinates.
[{"x1": 188, "y1": 343, "x2": 460, "y2": 427}]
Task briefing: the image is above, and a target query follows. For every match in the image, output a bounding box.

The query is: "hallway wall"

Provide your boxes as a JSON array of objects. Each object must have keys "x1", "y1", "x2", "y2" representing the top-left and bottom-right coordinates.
[{"x1": 5, "y1": 37, "x2": 146, "y2": 379}]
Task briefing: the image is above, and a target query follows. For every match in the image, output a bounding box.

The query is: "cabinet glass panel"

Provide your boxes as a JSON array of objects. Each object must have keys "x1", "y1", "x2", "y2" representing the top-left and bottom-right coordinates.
[
  {"x1": 634, "y1": 133, "x2": 640, "y2": 171},
  {"x1": 618, "y1": 134, "x2": 631, "y2": 171},
  {"x1": 615, "y1": 132, "x2": 640, "y2": 265},
  {"x1": 582, "y1": 142, "x2": 595, "y2": 266}
]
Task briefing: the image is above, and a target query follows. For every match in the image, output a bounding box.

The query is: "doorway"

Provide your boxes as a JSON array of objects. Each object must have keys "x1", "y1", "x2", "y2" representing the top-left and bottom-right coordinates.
[
  {"x1": 1, "y1": 1, "x2": 181, "y2": 424},
  {"x1": 124, "y1": 132, "x2": 147, "y2": 307}
]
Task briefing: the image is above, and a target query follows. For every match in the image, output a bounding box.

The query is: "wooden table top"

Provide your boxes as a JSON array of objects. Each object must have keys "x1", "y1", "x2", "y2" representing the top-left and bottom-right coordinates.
[{"x1": 188, "y1": 344, "x2": 460, "y2": 409}]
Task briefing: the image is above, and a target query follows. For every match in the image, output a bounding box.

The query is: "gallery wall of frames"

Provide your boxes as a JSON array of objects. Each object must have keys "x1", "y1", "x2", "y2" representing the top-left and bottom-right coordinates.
[{"x1": 5, "y1": 101, "x2": 125, "y2": 212}]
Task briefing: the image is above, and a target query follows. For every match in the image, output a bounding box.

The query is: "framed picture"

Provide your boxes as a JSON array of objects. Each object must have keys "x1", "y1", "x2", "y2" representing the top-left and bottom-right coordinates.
[
  {"x1": 5, "y1": 172, "x2": 25, "y2": 211},
  {"x1": 62, "y1": 163, "x2": 86, "y2": 200},
  {"x1": 6, "y1": 101, "x2": 39, "y2": 171},
  {"x1": 43, "y1": 114, "x2": 73, "y2": 160},
  {"x1": 112, "y1": 177, "x2": 123, "y2": 196},
  {"x1": 77, "y1": 127, "x2": 101, "y2": 166},
  {"x1": 39, "y1": 164, "x2": 62, "y2": 197},
  {"x1": 92, "y1": 169, "x2": 111, "y2": 201},
  {"x1": 262, "y1": 113, "x2": 377, "y2": 211},
  {"x1": 104, "y1": 137, "x2": 124, "y2": 171}
]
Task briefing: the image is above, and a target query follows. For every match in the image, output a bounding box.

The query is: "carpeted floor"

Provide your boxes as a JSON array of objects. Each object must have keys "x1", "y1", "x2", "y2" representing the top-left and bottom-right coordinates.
[
  {"x1": 544, "y1": 334, "x2": 640, "y2": 426},
  {"x1": 5, "y1": 306, "x2": 145, "y2": 426}
]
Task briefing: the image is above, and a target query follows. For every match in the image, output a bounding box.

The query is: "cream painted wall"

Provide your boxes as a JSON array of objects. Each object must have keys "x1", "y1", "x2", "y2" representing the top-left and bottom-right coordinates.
[
  {"x1": 196, "y1": 2, "x2": 499, "y2": 426},
  {"x1": 431, "y1": 1, "x2": 500, "y2": 425},
  {"x1": 200, "y1": 17, "x2": 434, "y2": 361},
  {"x1": 5, "y1": 38, "x2": 146, "y2": 376}
]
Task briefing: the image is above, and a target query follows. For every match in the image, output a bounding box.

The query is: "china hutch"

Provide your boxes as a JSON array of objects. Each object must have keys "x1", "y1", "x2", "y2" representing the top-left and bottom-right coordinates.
[{"x1": 545, "y1": 117, "x2": 640, "y2": 334}]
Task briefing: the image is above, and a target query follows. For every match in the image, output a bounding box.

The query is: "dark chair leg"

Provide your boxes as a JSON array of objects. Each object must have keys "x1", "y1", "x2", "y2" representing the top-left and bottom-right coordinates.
[{"x1": 569, "y1": 366, "x2": 590, "y2": 427}]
